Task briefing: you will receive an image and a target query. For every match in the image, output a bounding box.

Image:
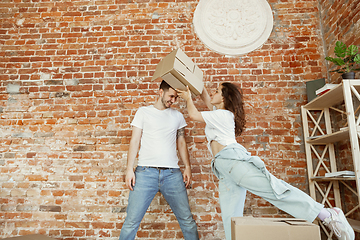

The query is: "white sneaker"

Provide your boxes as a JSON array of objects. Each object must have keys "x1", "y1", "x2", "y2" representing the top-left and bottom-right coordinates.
[{"x1": 323, "y1": 208, "x2": 355, "y2": 240}]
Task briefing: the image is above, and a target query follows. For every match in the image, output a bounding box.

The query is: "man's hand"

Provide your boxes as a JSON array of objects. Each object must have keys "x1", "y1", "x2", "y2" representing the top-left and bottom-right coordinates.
[
  {"x1": 125, "y1": 169, "x2": 136, "y2": 191},
  {"x1": 183, "y1": 166, "x2": 192, "y2": 188}
]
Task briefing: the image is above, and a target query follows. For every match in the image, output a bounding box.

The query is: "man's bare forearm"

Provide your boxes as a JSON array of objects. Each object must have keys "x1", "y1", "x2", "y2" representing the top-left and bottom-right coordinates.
[
  {"x1": 177, "y1": 127, "x2": 191, "y2": 168},
  {"x1": 126, "y1": 126, "x2": 142, "y2": 171}
]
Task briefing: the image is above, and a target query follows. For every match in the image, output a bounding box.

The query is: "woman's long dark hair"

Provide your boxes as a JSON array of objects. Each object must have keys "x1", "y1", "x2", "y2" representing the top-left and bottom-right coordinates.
[{"x1": 221, "y1": 82, "x2": 246, "y2": 136}]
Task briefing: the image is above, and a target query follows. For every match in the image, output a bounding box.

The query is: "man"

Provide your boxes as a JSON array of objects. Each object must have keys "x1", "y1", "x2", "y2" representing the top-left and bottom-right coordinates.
[{"x1": 119, "y1": 81, "x2": 199, "y2": 240}]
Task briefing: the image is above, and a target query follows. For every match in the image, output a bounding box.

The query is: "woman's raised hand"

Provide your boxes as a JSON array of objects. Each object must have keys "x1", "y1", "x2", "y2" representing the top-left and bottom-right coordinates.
[{"x1": 176, "y1": 86, "x2": 192, "y2": 101}]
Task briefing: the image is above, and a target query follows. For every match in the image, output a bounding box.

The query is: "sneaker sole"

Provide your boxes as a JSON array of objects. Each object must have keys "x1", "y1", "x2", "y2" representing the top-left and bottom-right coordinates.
[{"x1": 333, "y1": 207, "x2": 355, "y2": 240}]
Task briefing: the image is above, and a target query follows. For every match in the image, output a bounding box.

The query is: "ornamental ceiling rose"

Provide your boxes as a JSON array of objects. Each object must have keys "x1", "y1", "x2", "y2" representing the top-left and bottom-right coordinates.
[{"x1": 193, "y1": 0, "x2": 274, "y2": 56}]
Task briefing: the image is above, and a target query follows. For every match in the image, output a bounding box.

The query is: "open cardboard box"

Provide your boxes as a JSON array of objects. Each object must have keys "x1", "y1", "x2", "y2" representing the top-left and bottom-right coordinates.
[
  {"x1": 151, "y1": 48, "x2": 204, "y2": 96},
  {"x1": 2, "y1": 234, "x2": 55, "y2": 240},
  {"x1": 231, "y1": 217, "x2": 321, "y2": 240}
]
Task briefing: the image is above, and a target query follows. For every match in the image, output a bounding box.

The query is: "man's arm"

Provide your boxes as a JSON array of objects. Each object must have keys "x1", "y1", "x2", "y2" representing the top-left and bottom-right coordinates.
[
  {"x1": 177, "y1": 127, "x2": 192, "y2": 188},
  {"x1": 125, "y1": 126, "x2": 142, "y2": 191}
]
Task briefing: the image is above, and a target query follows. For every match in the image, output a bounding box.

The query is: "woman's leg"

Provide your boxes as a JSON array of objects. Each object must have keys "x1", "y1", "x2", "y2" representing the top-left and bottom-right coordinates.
[
  {"x1": 214, "y1": 158, "x2": 323, "y2": 222},
  {"x1": 217, "y1": 170, "x2": 247, "y2": 240},
  {"x1": 215, "y1": 157, "x2": 354, "y2": 240}
]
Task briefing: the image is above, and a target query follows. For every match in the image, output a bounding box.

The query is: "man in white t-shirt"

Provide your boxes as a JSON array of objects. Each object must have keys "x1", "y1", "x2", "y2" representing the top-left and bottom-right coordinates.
[{"x1": 119, "y1": 81, "x2": 199, "y2": 240}]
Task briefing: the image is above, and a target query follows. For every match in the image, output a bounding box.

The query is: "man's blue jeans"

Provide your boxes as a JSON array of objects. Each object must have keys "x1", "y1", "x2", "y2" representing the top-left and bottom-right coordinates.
[{"x1": 119, "y1": 166, "x2": 199, "y2": 240}]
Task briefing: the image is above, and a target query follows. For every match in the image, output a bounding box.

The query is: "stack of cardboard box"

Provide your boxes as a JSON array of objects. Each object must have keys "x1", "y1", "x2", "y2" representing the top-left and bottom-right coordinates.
[{"x1": 152, "y1": 48, "x2": 204, "y2": 96}]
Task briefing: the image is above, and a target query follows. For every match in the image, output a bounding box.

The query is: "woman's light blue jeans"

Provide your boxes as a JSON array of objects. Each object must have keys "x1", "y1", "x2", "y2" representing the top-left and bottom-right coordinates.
[
  {"x1": 119, "y1": 166, "x2": 199, "y2": 240},
  {"x1": 213, "y1": 144, "x2": 324, "y2": 240}
]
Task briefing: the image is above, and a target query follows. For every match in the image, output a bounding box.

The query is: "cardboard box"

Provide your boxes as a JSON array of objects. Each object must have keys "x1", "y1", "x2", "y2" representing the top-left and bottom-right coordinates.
[
  {"x1": 2, "y1": 234, "x2": 55, "y2": 240},
  {"x1": 231, "y1": 217, "x2": 321, "y2": 240},
  {"x1": 151, "y1": 48, "x2": 204, "y2": 96}
]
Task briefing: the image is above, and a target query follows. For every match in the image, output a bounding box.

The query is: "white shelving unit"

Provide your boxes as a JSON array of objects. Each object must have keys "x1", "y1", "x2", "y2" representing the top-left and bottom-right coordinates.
[{"x1": 301, "y1": 79, "x2": 360, "y2": 239}]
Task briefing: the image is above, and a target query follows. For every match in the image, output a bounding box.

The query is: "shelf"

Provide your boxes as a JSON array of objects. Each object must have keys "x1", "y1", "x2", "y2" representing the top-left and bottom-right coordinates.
[
  {"x1": 302, "y1": 80, "x2": 360, "y2": 238},
  {"x1": 348, "y1": 218, "x2": 360, "y2": 232},
  {"x1": 304, "y1": 81, "x2": 360, "y2": 109},
  {"x1": 304, "y1": 83, "x2": 343, "y2": 109},
  {"x1": 306, "y1": 128, "x2": 349, "y2": 144},
  {"x1": 311, "y1": 176, "x2": 356, "y2": 182}
]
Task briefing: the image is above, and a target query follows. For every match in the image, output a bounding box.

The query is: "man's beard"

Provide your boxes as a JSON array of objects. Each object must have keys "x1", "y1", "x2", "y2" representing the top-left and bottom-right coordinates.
[{"x1": 161, "y1": 96, "x2": 171, "y2": 108}]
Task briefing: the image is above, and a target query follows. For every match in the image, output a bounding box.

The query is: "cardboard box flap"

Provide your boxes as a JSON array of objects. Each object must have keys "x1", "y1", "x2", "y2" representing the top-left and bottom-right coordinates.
[
  {"x1": 231, "y1": 217, "x2": 321, "y2": 240},
  {"x1": 233, "y1": 217, "x2": 289, "y2": 227},
  {"x1": 172, "y1": 58, "x2": 190, "y2": 79},
  {"x1": 171, "y1": 58, "x2": 203, "y2": 92},
  {"x1": 193, "y1": 65, "x2": 203, "y2": 80},
  {"x1": 282, "y1": 219, "x2": 313, "y2": 226},
  {"x1": 151, "y1": 57, "x2": 173, "y2": 82},
  {"x1": 162, "y1": 72, "x2": 186, "y2": 90},
  {"x1": 174, "y1": 48, "x2": 195, "y2": 73}
]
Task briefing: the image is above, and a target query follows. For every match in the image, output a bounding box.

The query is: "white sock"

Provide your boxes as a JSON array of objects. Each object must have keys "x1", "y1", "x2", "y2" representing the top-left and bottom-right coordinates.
[{"x1": 317, "y1": 208, "x2": 331, "y2": 221}]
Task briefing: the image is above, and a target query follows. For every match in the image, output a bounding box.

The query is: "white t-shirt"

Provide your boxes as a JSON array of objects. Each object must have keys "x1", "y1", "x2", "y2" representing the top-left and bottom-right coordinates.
[
  {"x1": 201, "y1": 109, "x2": 237, "y2": 155},
  {"x1": 131, "y1": 105, "x2": 187, "y2": 168}
]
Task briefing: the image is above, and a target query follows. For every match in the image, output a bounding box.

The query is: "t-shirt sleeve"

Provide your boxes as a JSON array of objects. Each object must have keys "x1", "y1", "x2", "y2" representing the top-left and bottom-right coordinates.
[
  {"x1": 177, "y1": 112, "x2": 187, "y2": 130},
  {"x1": 131, "y1": 107, "x2": 144, "y2": 129}
]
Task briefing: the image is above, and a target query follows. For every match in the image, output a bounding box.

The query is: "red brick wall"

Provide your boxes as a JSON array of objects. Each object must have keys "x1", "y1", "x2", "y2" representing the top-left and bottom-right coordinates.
[
  {"x1": 0, "y1": 0, "x2": 335, "y2": 239},
  {"x1": 319, "y1": 0, "x2": 360, "y2": 82}
]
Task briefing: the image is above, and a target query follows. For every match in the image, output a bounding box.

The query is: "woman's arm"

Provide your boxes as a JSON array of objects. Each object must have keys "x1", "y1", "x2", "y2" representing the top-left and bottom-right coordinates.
[
  {"x1": 177, "y1": 87, "x2": 205, "y2": 122},
  {"x1": 200, "y1": 87, "x2": 213, "y2": 110}
]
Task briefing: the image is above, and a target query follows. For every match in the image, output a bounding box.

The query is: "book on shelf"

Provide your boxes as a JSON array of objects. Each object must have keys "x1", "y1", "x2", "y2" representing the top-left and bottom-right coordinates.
[
  {"x1": 307, "y1": 135, "x2": 323, "y2": 140},
  {"x1": 315, "y1": 84, "x2": 338, "y2": 96},
  {"x1": 325, "y1": 170, "x2": 355, "y2": 178}
]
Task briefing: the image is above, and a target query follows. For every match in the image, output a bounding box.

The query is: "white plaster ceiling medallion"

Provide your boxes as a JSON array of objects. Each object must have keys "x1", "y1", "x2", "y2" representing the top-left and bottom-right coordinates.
[{"x1": 193, "y1": 0, "x2": 274, "y2": 56}]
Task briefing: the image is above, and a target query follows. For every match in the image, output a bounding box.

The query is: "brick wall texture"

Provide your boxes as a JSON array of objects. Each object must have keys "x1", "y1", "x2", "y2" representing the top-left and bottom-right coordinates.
[
  {"x1": 0, "y1": 0, "x2": 359, "y2": 239},
  {"x1": 319, "y1": 0, "x2": 360, "y2": 82}
]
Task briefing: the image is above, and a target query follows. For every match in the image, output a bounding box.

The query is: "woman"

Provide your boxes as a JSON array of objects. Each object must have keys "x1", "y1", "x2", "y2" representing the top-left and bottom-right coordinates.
[{"x1": 177, "y1": 82, "x2": 354, "y2": 240}]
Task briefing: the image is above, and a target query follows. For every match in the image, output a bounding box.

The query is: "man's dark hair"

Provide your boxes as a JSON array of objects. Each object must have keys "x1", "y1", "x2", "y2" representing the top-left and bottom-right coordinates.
[{"x1": 159, "y1": 80, "x2": 173, "y2": 92}]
